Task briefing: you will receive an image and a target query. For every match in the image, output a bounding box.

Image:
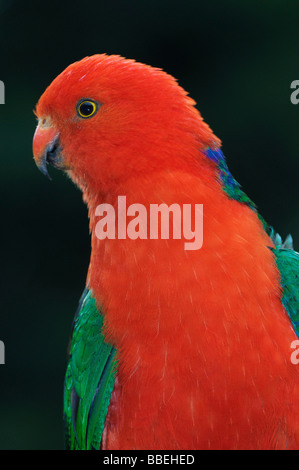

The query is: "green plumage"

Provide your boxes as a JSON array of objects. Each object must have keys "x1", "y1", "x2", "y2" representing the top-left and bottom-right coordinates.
[
  {"x1": 273, "y1": 244, "x2": 299, "y2": 337},
  {"x1": 64, "y1": 288, "x2": 117, "y2": 450}
]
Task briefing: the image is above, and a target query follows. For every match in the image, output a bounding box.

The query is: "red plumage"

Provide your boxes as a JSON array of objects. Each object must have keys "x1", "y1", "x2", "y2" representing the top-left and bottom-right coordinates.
[{"x1": 34, "y1": 55, "x2": 299, "y2": 449}]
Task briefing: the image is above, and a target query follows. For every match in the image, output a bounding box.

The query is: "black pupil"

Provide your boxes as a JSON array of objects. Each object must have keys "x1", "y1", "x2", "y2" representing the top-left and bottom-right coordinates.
[{"x1": 80, "y1": 102, "x2": 94, "y2": 116}]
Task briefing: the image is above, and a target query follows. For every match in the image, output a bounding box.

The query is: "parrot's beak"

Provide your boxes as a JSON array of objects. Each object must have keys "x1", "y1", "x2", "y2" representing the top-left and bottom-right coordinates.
[{"x1": 33, "y1": 120, "x2": 62, "y2": 180}]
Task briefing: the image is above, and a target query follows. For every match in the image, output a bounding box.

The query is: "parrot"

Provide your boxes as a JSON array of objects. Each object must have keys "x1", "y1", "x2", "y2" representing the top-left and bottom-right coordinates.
[{"x1": 32, "y1": 54, "x2": 299, "y2": 450}]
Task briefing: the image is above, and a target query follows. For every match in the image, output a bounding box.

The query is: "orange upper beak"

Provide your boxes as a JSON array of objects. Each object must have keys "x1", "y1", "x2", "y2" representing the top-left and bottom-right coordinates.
[{"x1": 33, "y1": 120, "x2": 60, "y2": 179}]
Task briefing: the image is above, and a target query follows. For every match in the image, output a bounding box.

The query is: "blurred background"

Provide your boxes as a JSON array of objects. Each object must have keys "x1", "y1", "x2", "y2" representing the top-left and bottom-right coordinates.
[{"x1": 0, "y1": 0, "x2": 298, "y2": 449}]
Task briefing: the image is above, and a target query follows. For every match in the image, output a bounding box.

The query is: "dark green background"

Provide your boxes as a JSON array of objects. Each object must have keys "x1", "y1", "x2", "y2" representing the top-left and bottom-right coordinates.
[{"x1": 0, "y1": 0, "x2": 298, "y2": 449}]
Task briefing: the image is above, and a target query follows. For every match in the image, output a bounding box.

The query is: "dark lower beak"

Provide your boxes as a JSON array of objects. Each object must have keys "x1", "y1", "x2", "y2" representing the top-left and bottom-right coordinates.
[
  {"x1": 38, "y1": 136, "x2": 62, "y2": 180},
  {"x1": 33, "y1": 124, "x2": 63, "y2": 180}
]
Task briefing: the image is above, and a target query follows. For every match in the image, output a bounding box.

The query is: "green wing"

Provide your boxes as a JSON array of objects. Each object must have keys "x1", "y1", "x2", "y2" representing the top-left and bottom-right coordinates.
[
  {"x1": 272, "y1": 239, "x2": 299, "y2": 337},
  {"x1": 64, "y1": 288, "x2": 117, "y2": 450}
]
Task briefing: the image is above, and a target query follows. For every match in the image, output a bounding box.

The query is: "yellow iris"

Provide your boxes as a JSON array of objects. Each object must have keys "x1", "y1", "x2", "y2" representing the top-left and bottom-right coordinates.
[{"x1": 77, "y1": 100, "x2": 98, "y2": 118}]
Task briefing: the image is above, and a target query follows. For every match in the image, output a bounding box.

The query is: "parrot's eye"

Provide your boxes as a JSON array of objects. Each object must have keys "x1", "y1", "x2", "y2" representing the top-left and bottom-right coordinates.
[{"x1": 77, "y1": 100, "x2": 99, "y2": 119}]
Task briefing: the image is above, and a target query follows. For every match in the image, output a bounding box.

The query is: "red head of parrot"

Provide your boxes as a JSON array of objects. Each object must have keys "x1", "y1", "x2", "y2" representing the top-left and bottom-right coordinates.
[{"x1": 32, "y1": 54, "x2": 219, "y2": 194}]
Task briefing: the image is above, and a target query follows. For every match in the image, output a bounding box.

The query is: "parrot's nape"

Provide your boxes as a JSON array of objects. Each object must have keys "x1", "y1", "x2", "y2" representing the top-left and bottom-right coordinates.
[{"x1": 33, "y1": 54, "x2": 299, "y2": 450}]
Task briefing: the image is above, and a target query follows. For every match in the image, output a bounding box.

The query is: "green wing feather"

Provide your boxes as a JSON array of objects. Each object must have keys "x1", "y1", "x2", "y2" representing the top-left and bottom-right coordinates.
[
  {"x1": 64, "y1": 288, "x2": 117, "y2": 450},
  {"x1": 272, "y1": 240, "x2": 299, "y2": 337}
]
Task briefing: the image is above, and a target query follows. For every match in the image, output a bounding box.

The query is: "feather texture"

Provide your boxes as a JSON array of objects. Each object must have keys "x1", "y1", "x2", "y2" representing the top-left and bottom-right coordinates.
[
  {"x1": 64, "y1": 288, "x2": 117, "y2": 450},
  {"x1": 32, "y1": 55, "x2": 299, "y2": 449}
]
